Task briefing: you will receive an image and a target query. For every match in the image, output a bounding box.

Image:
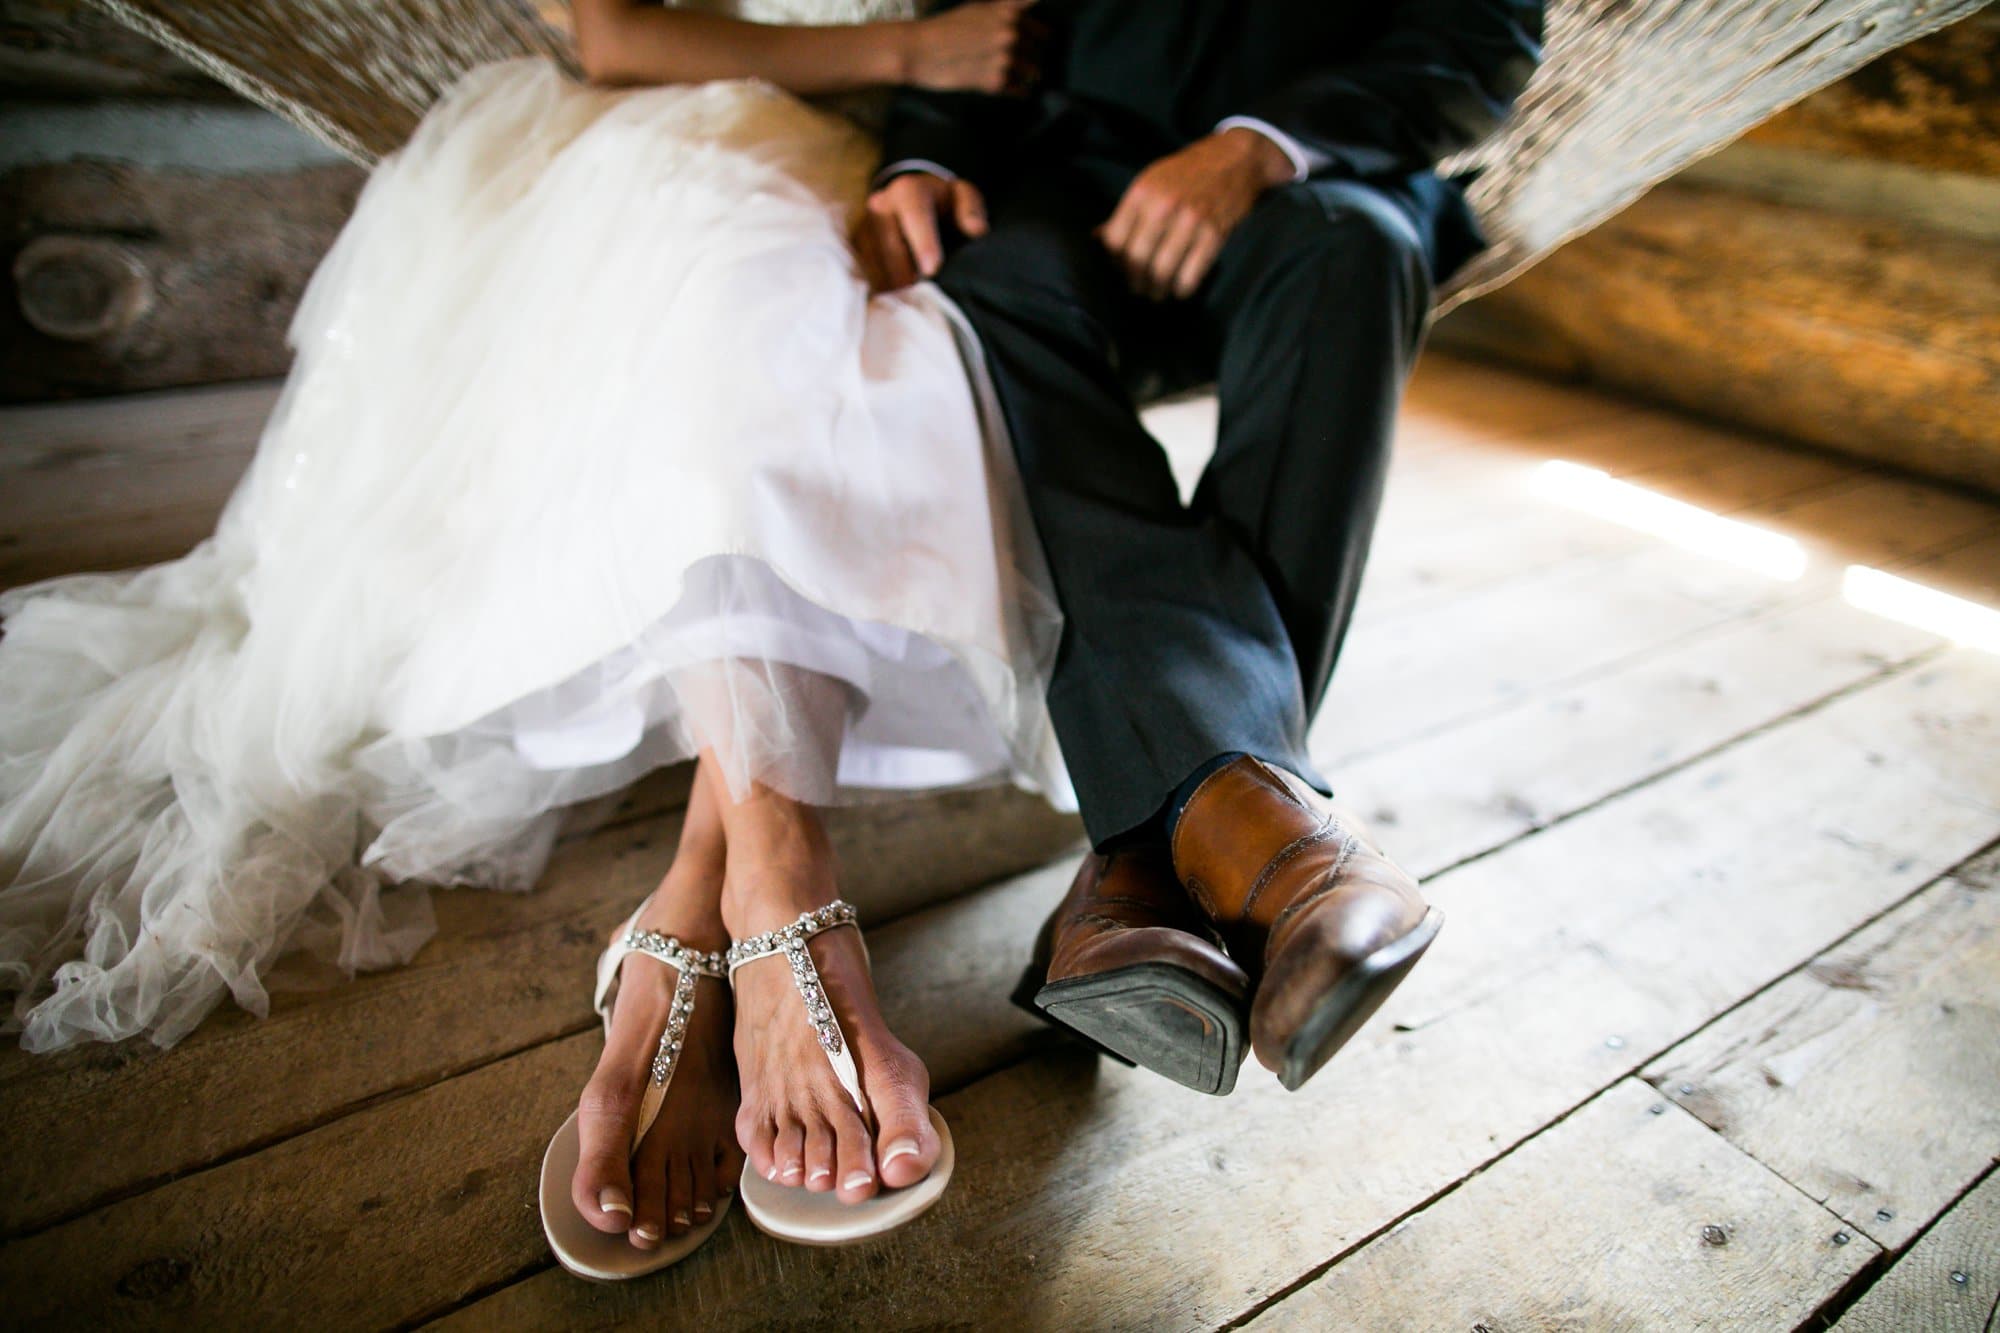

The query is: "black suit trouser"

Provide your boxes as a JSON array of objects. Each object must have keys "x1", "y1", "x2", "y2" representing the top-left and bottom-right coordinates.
[{"x1": 937, "y1": 165, "x2": 1438, "y2": 847}]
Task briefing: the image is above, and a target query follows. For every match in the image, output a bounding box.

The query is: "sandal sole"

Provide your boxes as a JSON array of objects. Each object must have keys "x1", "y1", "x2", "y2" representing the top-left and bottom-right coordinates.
[
  {"x1": 737, "y1": 1105, "x2": 953, "y2": 1245},
  {"x1": 540, "y1": 1109, "x2": 730, "y2": 1281}
]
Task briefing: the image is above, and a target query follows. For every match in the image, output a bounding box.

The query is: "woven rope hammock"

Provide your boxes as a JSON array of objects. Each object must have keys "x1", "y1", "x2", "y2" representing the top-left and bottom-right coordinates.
[{"x1": 89, "y1": 0, "x2": 1989, "y2": 313}]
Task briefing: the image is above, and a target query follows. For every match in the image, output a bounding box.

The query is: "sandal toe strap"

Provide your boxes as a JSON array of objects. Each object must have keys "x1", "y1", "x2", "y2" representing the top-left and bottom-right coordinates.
[
  {"x1": 596, "y1": 899, "x2": 728, "y2": 1152},
  {"x1": 726, "y1": 901, "x2": 866, "y2": 1117}
]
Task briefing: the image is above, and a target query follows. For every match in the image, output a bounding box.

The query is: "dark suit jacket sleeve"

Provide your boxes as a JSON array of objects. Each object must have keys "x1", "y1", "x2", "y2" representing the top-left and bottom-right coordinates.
[
  {"x1": 877, "y1": 0, "x2": 1038, "y2": 184},
  {"x1": 879, "y1": 87, "x2": 1023, "y2": 184},
  {"x1": 1243, "y1": 0, "x2": 1544, "y2": 179}
]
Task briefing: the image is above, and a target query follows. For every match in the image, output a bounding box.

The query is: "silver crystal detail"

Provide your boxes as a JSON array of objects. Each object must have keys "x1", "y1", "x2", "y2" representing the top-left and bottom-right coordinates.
[{"x1": 725, "y1": 901, "x2": 858, "y2": 1056}]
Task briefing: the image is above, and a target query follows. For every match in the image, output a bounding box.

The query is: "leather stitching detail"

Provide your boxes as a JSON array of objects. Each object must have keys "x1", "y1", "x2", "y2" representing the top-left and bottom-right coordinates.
[
  {"x1": 1267, "y1": 830, "x2": 1360, "y2": 939},
  {"x1": 1241, "y1": 824, "x2": 1336, "y2": 924},
  {"x1": 1094, "y1": 893, "x2": 1176, "y2": 910}
]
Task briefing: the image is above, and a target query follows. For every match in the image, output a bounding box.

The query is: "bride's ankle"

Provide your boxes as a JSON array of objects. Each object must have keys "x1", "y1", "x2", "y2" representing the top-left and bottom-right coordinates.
[
  {"x1": 716, "y1": 795, "x2": 838, "y2": 937},
  {"x1": 633, "y1": 896, "x2": 729, "y2": 955},
  {"x1": 630, "y1": 841, "x2": 730, "y2": 953}
]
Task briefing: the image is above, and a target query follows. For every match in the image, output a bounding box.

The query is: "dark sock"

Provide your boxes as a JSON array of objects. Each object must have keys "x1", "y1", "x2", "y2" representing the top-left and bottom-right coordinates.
[
  {"x1": 1164, "y1": 751, "x2": 1248, "y2": 841},
  {"x1": 1096, "y1": 752, "x2": 1252, "y2": 856}
]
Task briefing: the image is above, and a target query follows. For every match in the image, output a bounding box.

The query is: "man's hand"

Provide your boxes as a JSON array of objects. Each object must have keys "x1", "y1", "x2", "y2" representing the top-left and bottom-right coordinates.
[
  {"x1": 853, "y1": 171, "x2": 989, "y2": 292},
  {"x1": 1099, "y1": 127, "x2": 1295, "y2": 301}
]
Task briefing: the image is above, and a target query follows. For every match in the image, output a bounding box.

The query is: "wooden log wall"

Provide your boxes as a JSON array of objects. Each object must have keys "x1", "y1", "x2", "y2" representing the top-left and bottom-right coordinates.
[
  {"x1": 1433, "y1": 13, "x2": 2000, "y2": 498},
  {"x1": 1, "y1": 0, "x2": 365, "y2": 402}
]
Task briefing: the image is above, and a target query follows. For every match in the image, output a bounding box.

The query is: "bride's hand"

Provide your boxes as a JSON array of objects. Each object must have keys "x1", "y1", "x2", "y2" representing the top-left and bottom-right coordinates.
[
  {"x1": 853, "y1": 170, "x2": 987, "y2": 291},
  {"x1": 900, "y1": 0, "x2": 1041, "y2": 95}
]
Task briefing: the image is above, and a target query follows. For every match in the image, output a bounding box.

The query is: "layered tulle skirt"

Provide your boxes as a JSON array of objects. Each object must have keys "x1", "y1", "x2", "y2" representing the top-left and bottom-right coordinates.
[{"x1": 0, "y1": 59, "x2": 1065, "y2": 1052}]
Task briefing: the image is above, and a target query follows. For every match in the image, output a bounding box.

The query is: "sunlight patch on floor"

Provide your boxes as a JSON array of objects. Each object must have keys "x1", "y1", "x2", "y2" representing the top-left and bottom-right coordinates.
[
  {"x1": 1842, "y1": 566, "x2": 2000, "y2": 655},
  {"x1": 1534, "y1": 458, "x2": 2000, "y2": 657},
  {"x1": 1532, "y1": 460, "x2": 1809, "y2": 581}
]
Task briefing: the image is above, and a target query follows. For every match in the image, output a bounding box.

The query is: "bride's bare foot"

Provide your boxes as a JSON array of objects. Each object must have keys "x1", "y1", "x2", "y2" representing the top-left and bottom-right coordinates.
[
  {"x1": 713, "y1": 775, "x2": 942, "y2": 1205},
  {"x1": 571, "y1": 767, "x2": 743, "y2": 1249}
]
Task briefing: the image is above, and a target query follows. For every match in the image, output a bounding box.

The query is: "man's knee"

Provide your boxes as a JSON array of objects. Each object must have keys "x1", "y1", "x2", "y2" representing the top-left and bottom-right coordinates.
[
  {"x1": 938, "y1": 214, "x2": 1122, "y2": 320},
  {"x1": 1225, "y1": 182, "x2": 1435, "y2": 310}
]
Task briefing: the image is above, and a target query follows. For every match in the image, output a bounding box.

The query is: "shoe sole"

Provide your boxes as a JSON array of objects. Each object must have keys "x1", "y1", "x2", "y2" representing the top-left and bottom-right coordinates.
[
  {"x1": 1009, "y1": 960, "x2": 1138, "y2": 1068},
  {"x1": 1278, "y1": 906, "x2": 1444, "y2": 1092},
  {"x1": 1022, "y1": 962, "x2": 1248, "y2": 1096}
]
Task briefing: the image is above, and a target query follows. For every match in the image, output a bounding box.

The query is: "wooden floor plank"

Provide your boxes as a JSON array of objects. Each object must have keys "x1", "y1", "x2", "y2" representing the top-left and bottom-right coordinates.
[
  {"x1": 1243, "y1": 1080, "x2": 1878, "y2": 1332},
  {"x1": 1400, "y1": 352, "x2": 1647, "y2": 442},
  {"x1": 0, "y1": 786, "x2": 1080, "y2": 1239},
  {"x1": 9, "y1": 633, "x2": 1992, "y2": 1329},
  {"x1": 1315, "y1": 467, "x2": 2000, "y2": 768},
  {"x1": 0, "y1": 380, "x2": 277, "y2": 589},
  {"x1": 1833, "y1": 1170, "x2": 2000, "y2": 1333},
  {"x1": 1643, "y1": 849, "x2": 2000, "y2": 1251},
  {"x1": 1358, "y1": 409, "x2": 1789, "y2": 549},
  {"x1": 0, "y1": 854, "x2": 1083, "y2": 1330},
  {"x1": 1354, "y1": 426, "x2": 1864, "y2": 624},
  {"x1": 6, "y1": 360, "x2": 1997, "y2": 1328},
  {"x1": 1333, "y1": 524, "x2": 2000, "y2": 872},
  {"x1": 1368, "y1": 650, "x2": 2000, "y2": 1042},
  {"x1": 0, "y1": 379, "x2": 281, "y2": 467},
  {"x1": 6, "y1": 437, "x2": 1990, "y2": 1257},
  {"x1": 12, "y1": 461, "x2": 1973, "y2": 1245},
  {"x1": 427, "y1": 648, "x2": 2000, "y2": 1329}
]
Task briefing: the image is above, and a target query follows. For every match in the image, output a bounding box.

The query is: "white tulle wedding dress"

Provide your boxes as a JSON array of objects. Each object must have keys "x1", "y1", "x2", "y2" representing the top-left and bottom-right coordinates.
[{"x1": 0, "y1": 0, "x2": 1067, "y2": 1053}]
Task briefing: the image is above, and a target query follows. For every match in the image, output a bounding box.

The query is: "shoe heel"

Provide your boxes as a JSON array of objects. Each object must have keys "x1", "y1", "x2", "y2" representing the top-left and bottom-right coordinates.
[
  {"x1": 1036, "y1": 965, "x2": 1244, "y2": 1093},
  {"x1": 1009, "y1": 958, "x2": 1050, "y2": 1019},
  {"x1": 1011, "y1": 955, "x2": 1138, "y2": 1069}
]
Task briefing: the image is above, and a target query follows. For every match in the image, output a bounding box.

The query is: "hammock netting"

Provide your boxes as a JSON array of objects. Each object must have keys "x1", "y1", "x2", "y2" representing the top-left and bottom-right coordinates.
[{"x1": 88, "y1": 0, "x2": 1989, "y2": 312}]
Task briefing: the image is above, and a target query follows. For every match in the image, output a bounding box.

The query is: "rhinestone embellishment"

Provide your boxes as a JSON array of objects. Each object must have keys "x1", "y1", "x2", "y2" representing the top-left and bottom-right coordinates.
[
  {"x1": 726, "y1": 901, "x2": 860, "y2": 1058},
  {"x1": 622, "y1": 929, "x2": 727, "y2": 980},
  {"x1": 617, "y1": 930, "x2": 725, "y2": 1089},
  {"x1": 651, "y1": 967, "x2": 697, "y2": 1086}
]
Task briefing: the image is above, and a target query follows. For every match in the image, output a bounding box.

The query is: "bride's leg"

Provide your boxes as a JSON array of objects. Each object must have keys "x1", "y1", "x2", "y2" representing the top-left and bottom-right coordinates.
[
  {"x1": 698, "y1": 667, "x2": 944, "y2": 1204},
  {"x1": 570, "y1": 757, "x2": 742, "y2": 1249}
]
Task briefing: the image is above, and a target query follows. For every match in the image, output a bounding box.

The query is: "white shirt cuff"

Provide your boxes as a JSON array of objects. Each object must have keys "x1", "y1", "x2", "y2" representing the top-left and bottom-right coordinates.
[
  {"x1": 1215, "y1": 116, "x2": 1326, "y2": 182},
  {"x1": 874, "y1": 158, "x2": 958, "y2": 189}
]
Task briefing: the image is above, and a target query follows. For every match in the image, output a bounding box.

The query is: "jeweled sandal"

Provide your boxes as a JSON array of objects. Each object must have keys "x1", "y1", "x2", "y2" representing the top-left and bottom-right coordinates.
[
  {"x1": 540, "y1": 898, "x2": 731, "y2": 1281},
  {"x1": 727, "y1": 900, "x2": 954, "y2": 1245}
]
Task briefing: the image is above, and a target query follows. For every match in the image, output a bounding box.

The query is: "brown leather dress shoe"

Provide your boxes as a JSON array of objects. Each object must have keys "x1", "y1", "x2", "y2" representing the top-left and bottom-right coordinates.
[
  {"x1": 1170, "y1": 756, "x2": 1442, "y2": 1091},
  {"x1": 1016, "y1": 844, "x2": 1252, "y2": 1095}
]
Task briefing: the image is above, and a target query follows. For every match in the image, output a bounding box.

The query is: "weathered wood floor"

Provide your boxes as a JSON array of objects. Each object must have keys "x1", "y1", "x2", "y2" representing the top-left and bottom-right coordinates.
[{"x1": 2, "y1": 354, "x2": 1996, "y2": 1330}]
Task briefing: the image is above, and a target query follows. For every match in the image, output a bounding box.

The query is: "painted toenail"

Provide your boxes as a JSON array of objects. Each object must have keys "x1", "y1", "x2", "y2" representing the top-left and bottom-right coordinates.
[
  {"x1": 882, "y1": 1137, "x2": 920, "y2": 1165},
  {"x1": 635, "y1": 1222, "x2": 661, "y2": 1241},
  {"x1": 693, "y1": 1203, "x2": 712, "y2": 1220},
  {"x1": 844, "y1": 1171, "x2": 872, "y2": 1190},
  {"x1": 808, "y1": 1167, "x2": 831, "y2": 1183},
  {"x1": 672, "y1": 1211, "x2": 690, "y2": 1226},
  {"x1": 765, "y1": 1165, "x2": 781, "y2": 1181},
  {"x1": 599, "y1": 1188, "x2": 633, "y2": 1217}
]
